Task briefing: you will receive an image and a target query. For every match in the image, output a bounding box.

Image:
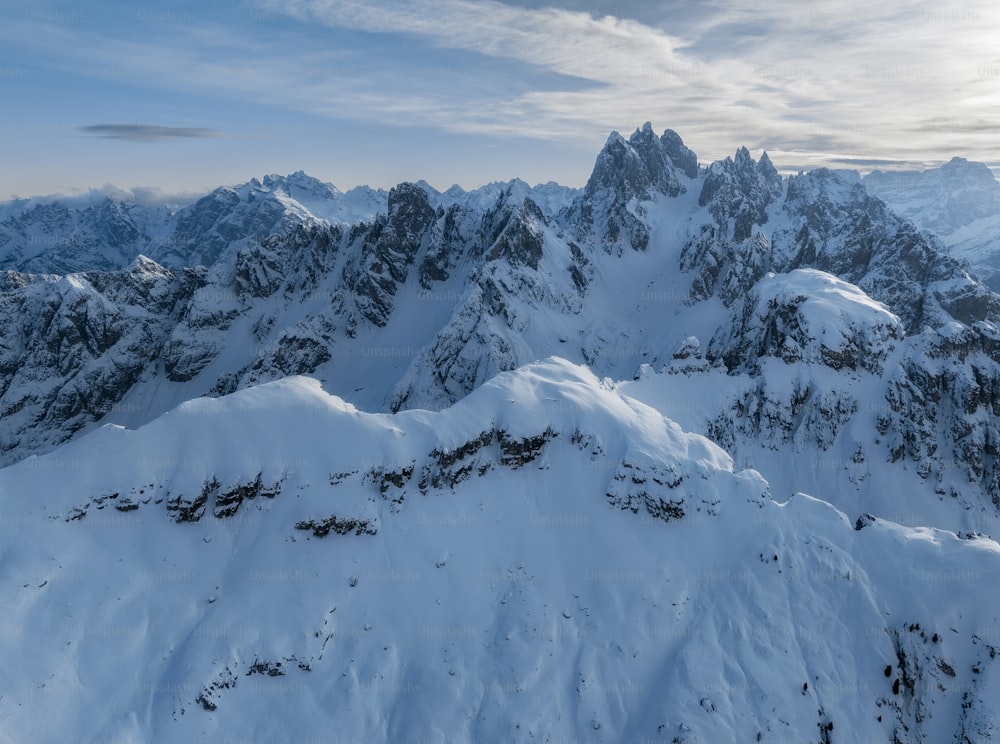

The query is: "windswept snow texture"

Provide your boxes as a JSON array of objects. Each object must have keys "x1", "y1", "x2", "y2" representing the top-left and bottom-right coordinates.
[{"x1": 1, "y1": 358, "x2": 999, "y2": 744}]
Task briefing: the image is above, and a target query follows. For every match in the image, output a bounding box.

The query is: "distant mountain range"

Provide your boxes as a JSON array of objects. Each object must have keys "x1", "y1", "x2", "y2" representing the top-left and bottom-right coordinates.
[{"x1": 865, "y1": 156, "x2": 1000, "y2": 289}]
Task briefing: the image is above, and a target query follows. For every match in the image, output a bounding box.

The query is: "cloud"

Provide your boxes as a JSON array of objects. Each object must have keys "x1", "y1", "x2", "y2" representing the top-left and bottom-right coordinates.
[
  {"x1": 828, "y1": 157, "x2": 926, "y2": 168},
  {"x1": 79, "y1": 124, "x2": 225, "y2": 143},
  {"x1": 5, "y1": 0, "x2": 1000, "y2": 183},
  {"x1": 248, "y1": 0, "x2": 1000, "y2": 166},
  {"x1": 1, "y1": 183, "x2": 205, "y2": 209},
  {"x1": 909, "y1": 119, "x2": 1000, "y2": 134}
]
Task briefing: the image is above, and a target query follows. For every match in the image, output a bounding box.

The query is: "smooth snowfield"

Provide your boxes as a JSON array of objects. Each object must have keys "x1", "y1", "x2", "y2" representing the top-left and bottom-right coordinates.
[{"x1": 1, "y1": 358, "x2": 998, "y2": 744}]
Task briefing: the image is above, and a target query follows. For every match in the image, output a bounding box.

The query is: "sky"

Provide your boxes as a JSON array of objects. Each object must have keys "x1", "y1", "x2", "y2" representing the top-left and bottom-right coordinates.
[{"x1": 1, "y1": 0, "x2": 999, "y2": 201}]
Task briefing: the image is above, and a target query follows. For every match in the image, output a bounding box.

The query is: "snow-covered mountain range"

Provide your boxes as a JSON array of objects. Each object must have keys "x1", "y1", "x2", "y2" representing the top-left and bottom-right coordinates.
[
  {"x1": 2, "y1": 124, "x2": 1000, "y2": 742},
  {"x1": 865, "y1": 157, "x2": 1000, "y2": 290},
  {"x1": 0, "y1": 171, "x2": 389, "y2": 274}
]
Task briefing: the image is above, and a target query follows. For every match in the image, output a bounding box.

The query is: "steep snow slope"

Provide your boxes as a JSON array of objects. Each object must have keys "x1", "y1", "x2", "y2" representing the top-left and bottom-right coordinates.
[{"x1": 1, "y1": 358, "x2": 998, "y2": 744}]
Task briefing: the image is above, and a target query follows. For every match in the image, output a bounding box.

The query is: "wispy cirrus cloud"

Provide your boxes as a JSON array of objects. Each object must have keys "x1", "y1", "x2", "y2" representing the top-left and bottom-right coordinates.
[
  {"x1": 258, "y1": 0, "x2": 719, "y2": 138},
  {"x1": 79, "y1": 124, "x2": 226, "y2": 142},
  {"x1": 3, "y1": 0, "x2": 1000, "y2": 195},
  {"x1": 250, "y1": 0, "x2": 1000, "y2": 171}
]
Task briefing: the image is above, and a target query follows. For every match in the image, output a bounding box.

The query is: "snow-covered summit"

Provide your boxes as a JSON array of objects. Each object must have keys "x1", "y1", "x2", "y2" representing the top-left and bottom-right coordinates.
[{"x1": 709, "y1": 268, "x2": 903, "y2": 373}]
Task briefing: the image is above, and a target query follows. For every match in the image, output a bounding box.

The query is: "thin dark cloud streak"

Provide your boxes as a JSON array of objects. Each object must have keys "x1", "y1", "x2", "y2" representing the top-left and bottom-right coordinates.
[{"x1": 79, "y1": 124, "x2": 226, "y2": 143}]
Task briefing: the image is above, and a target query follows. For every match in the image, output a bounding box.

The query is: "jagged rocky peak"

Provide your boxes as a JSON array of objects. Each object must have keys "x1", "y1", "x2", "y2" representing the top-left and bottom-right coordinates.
[
  {"x1": 384, "y1": 181, "x2": 437, "y2": 234},
  {"x1": 585, "y1": 121, "x2": 698, "y2": 200},
  {"x1": 483, "y1": 194, "x2": 546, "y2": 270},
  {"x1": 569, "y1": 123, "x2": 698, "y2": 254},
  {"x1": 702, "y1": 145, "x2": 782, "y2": 189},
  {"x1": 625, "y1": 121, "x2": 699, "y2": 187},
  {"x1": 698, "y1": 145, "x2": 783, "y2": 241},
  {"x1": 786, "y1": 167, "x2": 864, "y2": 205},
  {"x1": 338, "y1": 182, "x2": 438, "y2": 328},
  {"x1": 780, "y1": 168, "x2": 870, "y2": 238},
  {"x1": 659, "y1": 127, "x2": 700, "y2": 179},
  {"x1": 378, "y1": 180, "x2": 438, "y2": 268}
]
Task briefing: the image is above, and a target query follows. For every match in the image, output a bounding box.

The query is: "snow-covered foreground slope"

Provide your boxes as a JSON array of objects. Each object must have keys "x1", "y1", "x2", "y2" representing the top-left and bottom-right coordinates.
[{"x1": 1, "y1": 358, "x2": 998, "y2": 743}]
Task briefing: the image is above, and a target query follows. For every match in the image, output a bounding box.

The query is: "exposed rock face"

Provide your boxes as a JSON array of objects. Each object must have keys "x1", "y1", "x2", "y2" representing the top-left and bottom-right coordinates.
[
  {"x1": 212, "y1": 474, "x2": 281, "y2": 519},
  {"x1": 567, "y1": 123, "x2": 699, "y2": 254},
  {"x1": 605, "y1": 459, "x2": 692, "y2": 523},
  {"x1": 295, "y1": 514, "x2": 378, "y2": 537},
  {"x1": 698, "y1": 147, "x2": 782, "y2": 242},
  {"x1": 588, "y1": 123, "x2": 698, "y2": 201},
  {"x1": 484, "y1": 198, "x2": 546, "y2": 270},
  {"x1": 879, "y1": 323, "x2": 1000, "y2": 498},
  {"x1": 709, "y1": 269, "x2": 903, "y2": 375},
  {"x1": 703, "y1": 270, "x2": 894, "y2": 451},
  {"x1": 388, "y1": 185, "x2": 589, "y2": 411},
  {"x1": 340, "y1": 182, "x2": 437, "y2": 328},
  {"x1": 0, "y1": 257, "x2": 201, "y2": 463},
  {"x1": 680, "y1": 146, "x2": 786, "y2": 304},
  {"x1": 418, "y1": 203, "x2": 471, "y2": 288},
  {"x1": 419, "y1": 430, "x2": 496, "y2": 491}
]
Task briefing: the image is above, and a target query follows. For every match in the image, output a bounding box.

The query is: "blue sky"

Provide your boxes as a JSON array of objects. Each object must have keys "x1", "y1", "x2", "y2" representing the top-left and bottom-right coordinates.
[{"x1": 2, "y1": 0, "x2": 999, "y2": 200}]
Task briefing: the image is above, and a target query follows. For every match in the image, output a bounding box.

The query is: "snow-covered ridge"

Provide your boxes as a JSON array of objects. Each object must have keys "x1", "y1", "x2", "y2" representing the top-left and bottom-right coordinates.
[
  {"x1": 2, "y1": 358, "x2": 742, "y2": 520},
  {"x1": 1, "y1": 357, "x2": 998, "y2": 743}
]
